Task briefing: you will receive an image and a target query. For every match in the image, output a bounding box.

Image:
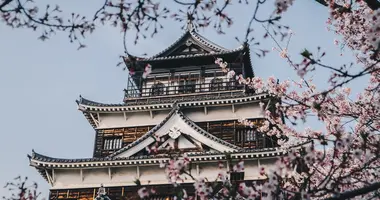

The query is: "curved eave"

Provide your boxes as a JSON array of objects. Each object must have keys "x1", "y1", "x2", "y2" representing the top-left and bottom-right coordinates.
[
  {"x1": 136, "y1": 46, "x2": 244, "y2": 63},
  {"x1": 29, "y1": 147, "x2": 295, "y2": 169},
  {"x1": 78, "y1": 93, "x2": 270, "y2": 129},
  {"x1": 149, "y1": 31, "x2": 190, "y2": 58},
  {"x1": 76, "y1": 96, "x2": 125, "y2": 107},
  {"x1": 148, "y1": 27, "x2": 230, "y2": 59},
  {"x1": 79, "y1": 92, "x2": 270, "y2": 113},
  {"x1": 243, "y1": 44, "x2": 255, "y2": 78},
  {"x1": 29, "y1": 141, "x2": 311, "y2": 171},
  {"x1": 189, "y1": 30, "x2": 230, "y2": 52}
]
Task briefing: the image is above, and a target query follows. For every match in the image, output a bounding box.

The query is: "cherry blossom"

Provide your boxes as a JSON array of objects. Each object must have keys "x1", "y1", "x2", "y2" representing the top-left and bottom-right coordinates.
[
  {"x1": 3, "y1": 0, "x2": 380, "y2": 199},
  {"x1": 275, "y1": 0, "x2": 295, "y2": 14}
]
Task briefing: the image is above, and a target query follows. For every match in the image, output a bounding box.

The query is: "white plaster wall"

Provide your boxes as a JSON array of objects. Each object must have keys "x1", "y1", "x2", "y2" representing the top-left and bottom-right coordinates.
[
  {"x1": 50, "y1": 157, "x2": 278, "y2": 189},
  {"x1": 82, "y1": 168, "x2": 109, "y2": 184},
  {"x1": 139, "y1": 166, "x2": 167, "y2": 184},
  {"x1": 183, "y1": 103, "x2": 264, "y2": 122},
  {"x1": 54, "y1": 169, "x2": 81, "y2": 188},
  {"x1": 112, "y1": 167, "x2": 138, "y2": 184},
  {"x1": 244, "y1": 159, "x2": 261, "y2": 180},
  {"x1": 178, "y1": 136, "x2": 197, "y2": 149},
  {"x1": 198, "y1": 162, "x2": 222, "y2": 180},
  {"x1": 259, "y1": 158, "x2": 278, "y2": 172},
  {"x1": 98, "y1": 110, "x2": 170, "y2": 129},
  {"x1": 97, "y1": 102, "x2": 264, "y2": 129}
]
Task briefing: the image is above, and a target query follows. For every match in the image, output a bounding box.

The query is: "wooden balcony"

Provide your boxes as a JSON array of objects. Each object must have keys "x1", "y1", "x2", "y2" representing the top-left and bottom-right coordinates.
[{"x1": 124, "y1": 79, "x2": 255, "y2": 105}]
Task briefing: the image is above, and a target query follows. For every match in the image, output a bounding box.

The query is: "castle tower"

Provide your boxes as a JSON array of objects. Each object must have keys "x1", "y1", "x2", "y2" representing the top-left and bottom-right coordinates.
[{"x1": 28, "y1": 22, "x2": 303, "y2": 200}]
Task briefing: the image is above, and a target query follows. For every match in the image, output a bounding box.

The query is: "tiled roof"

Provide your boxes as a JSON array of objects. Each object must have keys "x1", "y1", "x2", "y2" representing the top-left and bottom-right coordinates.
[
  {"x1": 28, "y1": 141, "x2": 311, "y2": 168},
  {"x1": 189, "y1": 30, "x2": 230, "y2": 52},
  {"x1": 76, "y1": 95, "x2": 125, "y2": 107},
  {"x1": 28, "y1": 149, "x2": 169, "y2": 163},
  {"x1": 146, "y1": 24, "x2": 232, "y2": 59},
  {"x1": 139, "y1": 46, "x2": 244, "y2": 62},
  {"x1": 126, "y1": 20, "x2": 244, "y2": 62},
  {"x1": 77, "y1": 92, "x2": 270, "y2": 129},
  {"x1": 124, "y1": 91, "x2": 250, "y2": 106},
  {"x1": 78, "y1": 91, "x2": 268, "y2": 108},
  {"x1": 29, "y1": 141, "x2": 307, "y2": 184},
  {"x1": 29, "y1": 147, "x2": 277, "y2": 163}
]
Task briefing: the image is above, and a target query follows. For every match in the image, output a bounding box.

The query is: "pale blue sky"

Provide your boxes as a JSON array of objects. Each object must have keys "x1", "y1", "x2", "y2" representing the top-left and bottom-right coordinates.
[{"x1": 0, "y1": 0, "x2": 365, "y2": 198}]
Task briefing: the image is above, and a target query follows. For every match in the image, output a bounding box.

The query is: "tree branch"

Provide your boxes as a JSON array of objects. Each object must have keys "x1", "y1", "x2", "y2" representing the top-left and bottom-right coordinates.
[
  {"x1": 364, "y1": 0, "x2": 380, "y2": 10},
  {"x1": 325, "y1": 182, "x2": 380, "y2": 200},
  {"x1": 314, "y1": 0, "x2": 328, "y2": 6},
  {"x1": 0, "y1": 0, "x2": 13, "y2": 10}
]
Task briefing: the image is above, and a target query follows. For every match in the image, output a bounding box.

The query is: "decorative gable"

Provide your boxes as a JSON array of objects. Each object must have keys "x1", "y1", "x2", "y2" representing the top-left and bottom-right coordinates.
[
  {"x1": 149, "y1": 22, "x2": 229, "y2": 59},
  {"x1": 157, "y1": 135, "x2": 202, "y2": 152},
  {"x1": 110, "y1": 107, "x2": 240, "y2": 158}
]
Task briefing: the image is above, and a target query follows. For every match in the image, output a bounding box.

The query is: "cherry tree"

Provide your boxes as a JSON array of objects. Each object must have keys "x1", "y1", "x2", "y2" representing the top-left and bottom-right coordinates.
[
  {"x1": 135, "y1": 1, "x2": 380, "y2": 199},
  {"x1": 2, "y1": 176, "x2": 41, "y2": 200},
  {"x1": 2, "y1": 0, "x2": 380, "y2": 199}
]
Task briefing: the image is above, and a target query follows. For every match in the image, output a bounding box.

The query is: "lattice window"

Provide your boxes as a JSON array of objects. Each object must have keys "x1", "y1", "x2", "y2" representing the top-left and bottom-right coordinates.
[
  {"x1": 210, "y1": 78, "x2": 223, "y2": 91},
  {"x1": 236, "y1": 129, "x2": 257, "y2": 143},
  {"x1": 151, "y1": 82, "x2": 166, "y2": 96},
  {"x1": 103, "y1": 137, "x2": 122, "y2": 150},
  {"x1": 226, "y1": 78, "x2": 236, "y2": 90},
  {"x1": 246, "y1": 129, "x2": 256, "y2": 142}
]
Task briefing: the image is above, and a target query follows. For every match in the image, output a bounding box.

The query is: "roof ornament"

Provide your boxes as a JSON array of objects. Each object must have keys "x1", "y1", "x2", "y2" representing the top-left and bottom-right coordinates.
[
  {"x1": 168, "y1": 126, "x2": 181, "y2": 139},
  {"x1": 186, "y1": 13, "x2": 196, "y2": 32},
  {"x1": 94, "y1": 184, "x2": 111, "y2": 200}
]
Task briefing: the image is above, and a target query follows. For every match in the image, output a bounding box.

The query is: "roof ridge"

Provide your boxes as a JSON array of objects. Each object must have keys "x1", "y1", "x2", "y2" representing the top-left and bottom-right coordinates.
[
  {"x1": 138, "y1": 47, "x2": 245, "y2": 62},
  {"x1": 148, "y1": 31, "x2": 190, "y2": 59},
  {"x1": 189, "y1": 30, "x2": 229, "y2": 52},
  {"x1": 29, "y1": 141, "x2": 311, "y2": 164},
  {"x1": 142, "y1": 25, "x2": 238, "y2": 59},
  {"x1": 77, "y1": 95, "x2": 125, "y2": 107}
]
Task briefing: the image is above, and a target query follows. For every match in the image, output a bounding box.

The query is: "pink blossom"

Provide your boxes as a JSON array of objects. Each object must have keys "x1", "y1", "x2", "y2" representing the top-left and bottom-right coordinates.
[
  {"x1": 142, "y1": 64, "x2": 152, "y2": 79},
  {"x1": 226, "y1": 70, "x2": 235, "y2": 79},
  {"x1": 274, "y1": 0, "x2": 295, "y2": 14},
  {"x1": 334, "y1": 39, "x2": 339, "y2": 45},
  {"x1": 279, "y1": 48, "x2": 288, "y2": 58},
  {"x1": 137, "y1": 187, "x2": 149, "y2": 199},
  {"x1": 233, "y1": 160, "x2": 244, "y2": 172}
]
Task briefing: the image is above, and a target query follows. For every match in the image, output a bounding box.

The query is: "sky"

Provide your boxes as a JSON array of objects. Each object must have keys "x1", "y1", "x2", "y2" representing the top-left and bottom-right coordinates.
[{"x1": 0, "y1": 0, "x2": 367, "y2": 198}]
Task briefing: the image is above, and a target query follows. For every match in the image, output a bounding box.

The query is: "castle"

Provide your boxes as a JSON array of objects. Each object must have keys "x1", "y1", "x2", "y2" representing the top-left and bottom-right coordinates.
[{"x1": 29, "y1": 22, "x2": 303, "y2": 200}]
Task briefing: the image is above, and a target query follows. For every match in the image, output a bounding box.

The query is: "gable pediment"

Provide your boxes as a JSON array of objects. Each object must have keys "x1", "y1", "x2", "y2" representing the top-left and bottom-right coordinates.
[
  {"x1": 111, "y1": 108, "x2": 240, "y2": 158},
  {"x1": 157, "y1": 134, "x2": 201, "y2": 152},
  {"x1": 151, "y1": 30, "x2": 229, "y2": 58}
]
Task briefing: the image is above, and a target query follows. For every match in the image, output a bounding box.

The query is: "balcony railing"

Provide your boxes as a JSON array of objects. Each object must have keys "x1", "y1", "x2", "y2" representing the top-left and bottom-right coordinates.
[{"x1": 125, "y1": 80, "x2": 246, "y2": 99}]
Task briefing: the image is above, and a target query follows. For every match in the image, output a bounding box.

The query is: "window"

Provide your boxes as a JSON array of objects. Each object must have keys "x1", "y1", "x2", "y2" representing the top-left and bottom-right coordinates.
[
  {"x1": 210, "y1": 78, "x2": 224, "y2": 91},
  {"x1": 103, "y1": 137, "x2": 122, "y2": 150},
  {"x1": 151, "y1": 82, "x2": 165, "y2": 96},
  {"x1": 226, "y1": 78, "x2": 236, "y2": 90},
  {"x1": 246, "y1": 130, "x2": 256, "y2": 142},
  {"x1": 178, "y1": 79, "x2": 196, "y2": 94},
  {"x1": 236, "y1": 129, "x2": 257, "y2": 143}
]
